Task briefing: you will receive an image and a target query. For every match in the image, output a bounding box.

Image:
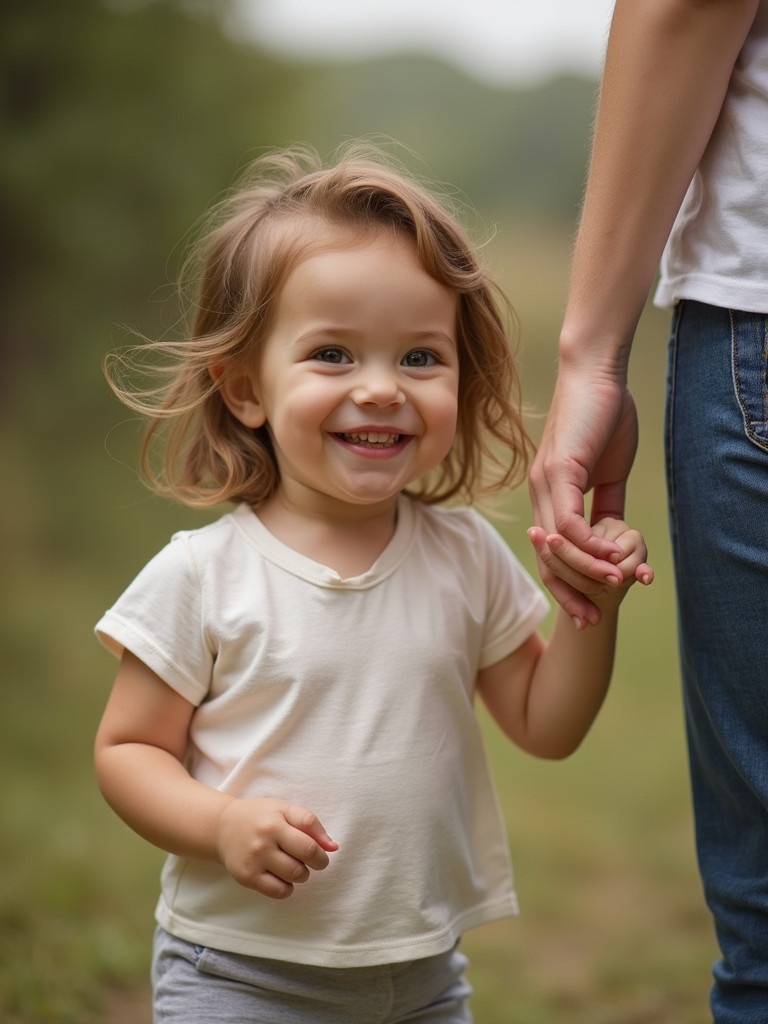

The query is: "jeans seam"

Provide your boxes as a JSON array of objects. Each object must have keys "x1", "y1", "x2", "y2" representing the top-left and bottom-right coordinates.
[
  {"x1": 665, "y1": 302, "x2": 682, "y2": 538},
  {"x1": 730, "y1": 307, "x2": 768, "y2": 455}
]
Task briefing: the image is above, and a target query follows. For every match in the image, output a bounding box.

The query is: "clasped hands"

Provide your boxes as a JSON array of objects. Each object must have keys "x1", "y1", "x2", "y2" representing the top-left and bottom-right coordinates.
[{"x1": 528, "y1": 369, "x2": 653, "y2": 629}]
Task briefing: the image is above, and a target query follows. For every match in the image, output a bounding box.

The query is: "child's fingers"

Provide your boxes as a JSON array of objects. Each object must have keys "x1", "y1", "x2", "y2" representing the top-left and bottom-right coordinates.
[
  {"x1": 635, "y1": 562, "x2": 654, "y2": 586},
  {"x1": 612, "y1": 535, "x2": 653, "y2": 588},
  {"x1": 218, "y1": 798, "x2": 338, "y2": 898},
  {"x1": 244, "y1": 806, "x2": 337, "y2": 899},
  {"x1": 245, "y1": 806, "x2": 338, "y2": 899},
  {"x1": 282, "y1": 804, "x2": 339, "y2": 854},
  {"x1": 595, "y1": 522, "x2": 653, "y2": 587},
  {"x1": 612, "y1": 554, "x2": 654, "y2": 588}
]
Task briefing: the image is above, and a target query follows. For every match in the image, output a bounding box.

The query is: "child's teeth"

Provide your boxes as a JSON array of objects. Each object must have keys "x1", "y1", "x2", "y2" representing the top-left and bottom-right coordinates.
[{"x1": 345, "y1": 432, "x2": 398, "y2": 446}]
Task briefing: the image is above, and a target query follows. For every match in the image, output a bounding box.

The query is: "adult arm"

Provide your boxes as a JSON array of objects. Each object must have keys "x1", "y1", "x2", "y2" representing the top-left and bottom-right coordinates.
[
  {"x1": 94, "y1": 650, "x2": 338, "y2": 899},
  {"x1": 528, "y1": 0, "x2": 758, "y2": 626}
]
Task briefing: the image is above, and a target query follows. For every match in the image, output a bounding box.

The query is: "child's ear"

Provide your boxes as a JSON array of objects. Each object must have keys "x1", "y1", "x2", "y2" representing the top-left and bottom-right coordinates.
[{"x1": 209, "y1": 364, "x2": 267, "y2": 429}]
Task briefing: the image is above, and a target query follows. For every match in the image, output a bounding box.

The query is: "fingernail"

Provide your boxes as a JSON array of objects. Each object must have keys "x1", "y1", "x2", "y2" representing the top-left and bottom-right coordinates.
[{"x1": 572, "y1": 616, "x2": 583, "y2": 630}]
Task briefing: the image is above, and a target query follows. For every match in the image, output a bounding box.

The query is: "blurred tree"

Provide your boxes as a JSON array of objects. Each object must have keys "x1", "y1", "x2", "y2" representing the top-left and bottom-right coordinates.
[
  {"x1": 0, "y1": 0, "x2": 595, "y2": 440},
  {"x1": 279, "y1": 53, "x2": 595, "y2": 220},
  {"x1": 0, "y1": 0, "x2": 295, "y2": 408}
]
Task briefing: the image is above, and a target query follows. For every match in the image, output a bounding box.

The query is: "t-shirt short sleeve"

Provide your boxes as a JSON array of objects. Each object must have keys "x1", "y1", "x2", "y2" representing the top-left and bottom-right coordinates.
[
  {"x1": 472, "y1": 513, "x2": 550, "y2": 670},
  {"x1": 95, "y1": 533, "x2": 213, "y2": 705}
]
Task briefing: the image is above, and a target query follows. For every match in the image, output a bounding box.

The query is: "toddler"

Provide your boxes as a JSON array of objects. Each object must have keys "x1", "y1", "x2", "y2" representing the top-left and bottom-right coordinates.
[{"x1": 94, "y1": 144, "x2": 651, "y2": 1023}]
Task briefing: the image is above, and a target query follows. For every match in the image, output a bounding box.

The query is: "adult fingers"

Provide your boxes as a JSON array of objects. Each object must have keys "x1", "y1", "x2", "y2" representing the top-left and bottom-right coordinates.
[{"x1": 529, "y1": 528, "x2": 612, "y2": 627}]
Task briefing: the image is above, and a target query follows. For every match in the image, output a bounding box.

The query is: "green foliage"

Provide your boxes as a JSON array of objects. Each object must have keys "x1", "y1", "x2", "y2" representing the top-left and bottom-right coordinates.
[
  {"x1": 1, "y1": 2, "x2": 714, "y2": 1021},
  {"x1": 1, "y1": 0, "x2": 594, "y2": 397}
]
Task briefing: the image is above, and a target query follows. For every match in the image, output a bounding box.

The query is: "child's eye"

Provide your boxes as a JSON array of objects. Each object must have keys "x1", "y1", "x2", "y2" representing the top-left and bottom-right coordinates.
[
  {"x1": 402, "y1": 349, "x2": 437, "y2": 368},
  {"x1": 312, "y1": 346, "x2": 350, "y2": 364}
]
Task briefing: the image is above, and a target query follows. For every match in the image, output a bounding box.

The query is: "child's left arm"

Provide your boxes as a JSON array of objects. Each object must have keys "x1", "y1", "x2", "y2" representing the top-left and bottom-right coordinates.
[{"x1": 476, "y1": 517, "x2": 652, "y2": 760}]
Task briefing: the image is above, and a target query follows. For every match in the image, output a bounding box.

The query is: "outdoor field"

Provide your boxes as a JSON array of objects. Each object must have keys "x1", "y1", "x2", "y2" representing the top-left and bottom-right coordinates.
[
  {"x1": 2, "y1": 4, "x2": 719, "y2": 1020},
  {"x1": 1, "y1": 222, "x2": 717, "y2": 1023}
]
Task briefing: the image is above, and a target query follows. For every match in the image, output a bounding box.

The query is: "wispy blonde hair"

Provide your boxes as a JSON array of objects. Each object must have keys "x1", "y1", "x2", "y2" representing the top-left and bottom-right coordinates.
[{"x1": 104, "y1": 143, "x2": 533, "y2": 507}]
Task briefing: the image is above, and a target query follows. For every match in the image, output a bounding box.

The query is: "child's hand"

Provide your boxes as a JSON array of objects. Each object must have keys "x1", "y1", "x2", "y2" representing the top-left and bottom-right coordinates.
[
  {"x1": 215, "y1": 797, "x2": 339, "y2": 899},
  {"x1": 589, "y1": 516, "x2": 653, "y2": 596},
  {"x1": 528, "y1": 516, "x2": 652, "y2": 622}
]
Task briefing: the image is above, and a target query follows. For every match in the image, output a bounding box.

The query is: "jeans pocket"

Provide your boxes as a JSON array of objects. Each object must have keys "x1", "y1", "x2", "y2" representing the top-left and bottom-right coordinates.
[{"x1": 731, "y1": 309, "x2": 768, "y2": 452}]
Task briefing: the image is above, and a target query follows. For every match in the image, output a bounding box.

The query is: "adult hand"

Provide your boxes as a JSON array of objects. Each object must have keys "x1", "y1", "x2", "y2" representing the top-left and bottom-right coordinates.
[
  {"x1": 216, "y1": 797, "x2": 339, "y2": 899},
  {"x1": 528, "y1": 360, "x2": 640, "y2": 627}
]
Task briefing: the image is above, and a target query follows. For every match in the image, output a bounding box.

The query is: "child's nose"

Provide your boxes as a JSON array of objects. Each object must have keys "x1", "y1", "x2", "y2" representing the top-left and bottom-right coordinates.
[{"x1": 352, "y1": 366, "x2": 405, "y2": 407}]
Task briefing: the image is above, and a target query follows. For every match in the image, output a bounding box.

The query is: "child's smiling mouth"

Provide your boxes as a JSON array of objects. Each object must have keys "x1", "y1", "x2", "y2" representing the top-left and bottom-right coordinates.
[{"x1": 336, "y1": 431, "x2": 403, "y2": 449}]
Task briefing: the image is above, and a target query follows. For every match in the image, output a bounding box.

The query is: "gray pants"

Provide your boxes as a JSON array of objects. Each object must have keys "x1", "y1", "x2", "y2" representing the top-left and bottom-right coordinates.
[{"x1": 152, "y1": 927, "x2": 473, "y2": 1023}]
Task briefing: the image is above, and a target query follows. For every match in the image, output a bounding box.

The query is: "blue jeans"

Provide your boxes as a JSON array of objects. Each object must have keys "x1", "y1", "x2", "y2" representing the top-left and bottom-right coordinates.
[{"x1": 666, "y1": 300, "x2": 768, "y2": 1021}]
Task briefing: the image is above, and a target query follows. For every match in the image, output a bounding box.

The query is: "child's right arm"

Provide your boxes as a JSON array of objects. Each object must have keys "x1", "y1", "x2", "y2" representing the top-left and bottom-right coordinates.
[{"x1": 94, "y1": 650, "x2": 338, "y2": 899}]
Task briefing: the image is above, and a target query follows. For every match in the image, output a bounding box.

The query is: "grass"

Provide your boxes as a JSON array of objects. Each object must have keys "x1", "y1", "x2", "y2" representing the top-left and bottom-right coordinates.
[{"x1": 0, "y1": 223, "x2": 718, "y2": 1023}]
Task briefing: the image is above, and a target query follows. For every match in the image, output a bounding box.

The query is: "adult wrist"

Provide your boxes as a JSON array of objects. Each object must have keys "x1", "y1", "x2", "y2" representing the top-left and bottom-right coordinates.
[{"x1": 557, "y1": 324, "x2": 632, "y2": 385}]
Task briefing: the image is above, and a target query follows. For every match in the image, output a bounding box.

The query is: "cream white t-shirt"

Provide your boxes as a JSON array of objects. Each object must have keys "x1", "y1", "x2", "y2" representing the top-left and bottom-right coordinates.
[
  {"x1": 655, "y1": 2, "x2": 768, "y2": 312},
  {"x1": 96, "y1": 496, "x2": 549, "y2": 967}
]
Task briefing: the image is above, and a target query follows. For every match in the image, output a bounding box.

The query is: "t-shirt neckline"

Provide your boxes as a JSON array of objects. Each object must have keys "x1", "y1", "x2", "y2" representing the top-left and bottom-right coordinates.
[{"x1": 229, "y1": 494, "x2": 417, "y2": 589}]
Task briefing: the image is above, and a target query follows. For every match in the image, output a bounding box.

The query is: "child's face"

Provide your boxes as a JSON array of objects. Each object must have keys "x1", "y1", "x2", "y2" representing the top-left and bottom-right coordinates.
[{"x1": 240, "y1": 225, "x2": 459, "y2": 517}]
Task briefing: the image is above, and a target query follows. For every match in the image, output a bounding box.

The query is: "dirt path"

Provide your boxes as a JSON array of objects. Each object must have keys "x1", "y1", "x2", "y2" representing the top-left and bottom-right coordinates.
[{"x1": 104, "y1": 985, "x2": 152, "y2": 1024}]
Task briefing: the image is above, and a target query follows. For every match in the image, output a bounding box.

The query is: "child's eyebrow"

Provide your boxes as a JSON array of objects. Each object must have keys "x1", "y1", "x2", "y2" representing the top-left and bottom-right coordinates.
[
  {"x1": 292, "y1": 326, "x2": 457, "y2": 347},
  {"x1": 407, "y1": 329, "x2": 457, "y2": 344}
]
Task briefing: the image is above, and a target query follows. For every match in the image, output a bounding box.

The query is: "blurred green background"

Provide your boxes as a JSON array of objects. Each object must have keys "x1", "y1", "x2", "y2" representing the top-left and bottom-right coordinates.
[{"x1": 2, "y1": 1, "x2": 716, "y2": 1021}]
